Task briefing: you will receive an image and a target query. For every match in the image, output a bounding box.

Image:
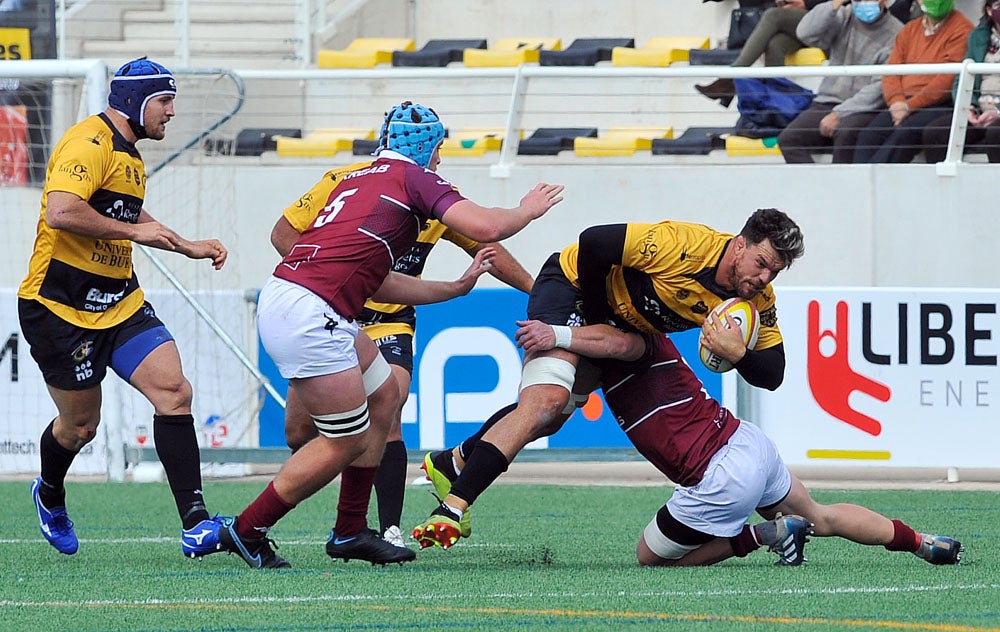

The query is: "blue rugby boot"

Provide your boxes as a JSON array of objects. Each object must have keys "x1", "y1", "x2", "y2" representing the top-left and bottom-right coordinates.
[
  {"x1": 30, "y1": 477, "x2": 78, "y2": 555},
  {"x1": 182, "y1": 516, "x2": 225, "y2": 558},
  {"x1": 915, "y1": 534, "x2": 963, "y2": 565},
  {"x1": 756, "y1": 514, "x2": 813, "y2": 566}
]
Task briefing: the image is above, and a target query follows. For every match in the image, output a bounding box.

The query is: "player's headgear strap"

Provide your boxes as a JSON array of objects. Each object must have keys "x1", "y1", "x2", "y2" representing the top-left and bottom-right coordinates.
[
  {"x1": 377, "y1": 101, "x2": 445, "y2": 168},
  {"x1": 108, "y1": 57, "x2": 176, "y2": 139}
]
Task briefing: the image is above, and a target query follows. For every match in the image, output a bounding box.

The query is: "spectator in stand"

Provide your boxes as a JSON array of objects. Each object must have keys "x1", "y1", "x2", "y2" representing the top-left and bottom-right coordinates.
[
  {"x1": 777, "y1": 0, "x2": 903, "y2": 162},
  {"x1": 696, "y1": 0, "x2": 831, "y2": 108},
  {"x1": 852, "y1": 0, "x2": 973, "y2": 162},
  {"x1": 922, "y1": 0, "x2": 1000, "y2": 163}
]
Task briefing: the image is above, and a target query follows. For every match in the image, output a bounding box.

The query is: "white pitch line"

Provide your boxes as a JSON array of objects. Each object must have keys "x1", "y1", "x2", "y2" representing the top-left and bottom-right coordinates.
[{"x1": 1, "y1": 583, "x2": 998, "y2": 610}]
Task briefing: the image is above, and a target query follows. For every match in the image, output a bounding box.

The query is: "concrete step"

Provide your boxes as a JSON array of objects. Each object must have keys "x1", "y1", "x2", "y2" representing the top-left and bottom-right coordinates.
[
  {"x1": 123, "y1": 21, "x2": 297, "y2": 42},
  {"x1": 125, "y1": 5, "x2": 295, "y2": 24},
  {"x1": 82, "y1": 37, "x2": 297, "y2": 57}
]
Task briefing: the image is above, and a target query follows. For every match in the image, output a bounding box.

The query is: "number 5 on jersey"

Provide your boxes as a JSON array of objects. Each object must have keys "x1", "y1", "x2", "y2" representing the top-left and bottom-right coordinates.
[{"x1": 314, "y1": 188, "x2": 358, "y2": 228}]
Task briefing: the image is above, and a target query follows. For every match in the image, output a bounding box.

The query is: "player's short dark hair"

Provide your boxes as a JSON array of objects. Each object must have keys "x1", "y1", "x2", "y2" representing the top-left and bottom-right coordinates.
[{"x1": 739, "y1": 208, "x2": 804, "y2": 269}]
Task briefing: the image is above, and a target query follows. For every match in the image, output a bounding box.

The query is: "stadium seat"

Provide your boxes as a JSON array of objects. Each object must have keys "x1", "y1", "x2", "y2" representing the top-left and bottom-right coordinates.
[
  {"x1": 317, "y1": 38, "x2": 415, "y2": 68},
  {"x1": 392, "y1": 39, "x2": 488, "y2": 67},
  {"x1": 651, "y1": 126, "x2": 732, "y2": 155},
  {"x1": 574, "y1": 127, "x2": 674, "y2": 156},
  {"x1": 353, "y1": 139, "x2": 380, "y2": 156},
  {"x1": 232, "y1": 128, "x2": 302, "y2": 156},
  {"x1": 786, "y1": 47, "x2": 827, "y2": 66},
  {"x1": 687, "y1": 48, "x2": 742, "y2": 66},
  {"x1": 440, "y1": 128, "x2": 520, "y2": 156},
  {"x1": 611, "y1": 37, "x2": 711, "y2": 66},
  {"x1": 275, "y1": 128, "x2": 375, "y2": 157},
  {"x1": 725, "y1": 135, "x2": 782, "y2": 156},
  {"x1": 539, "y1": 38, "x2": 635, "y2": 66},
  {"x1": 517, "y1": 127, "x2": 599, "y2": 155},
  {"x1": 463, "y1": 38, "x2": 562, "y2": 67}
]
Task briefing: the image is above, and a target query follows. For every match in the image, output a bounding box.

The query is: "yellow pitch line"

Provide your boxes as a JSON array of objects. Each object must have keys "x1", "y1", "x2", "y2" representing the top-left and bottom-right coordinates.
[{"x1": 808, "y1": 449, "x2": 892, "y2": 461}]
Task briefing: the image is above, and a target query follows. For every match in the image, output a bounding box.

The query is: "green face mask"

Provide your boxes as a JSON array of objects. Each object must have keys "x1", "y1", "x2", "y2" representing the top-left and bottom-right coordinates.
[{"x1": 920, "y1": 0, "x2": 954, "y2": 20}]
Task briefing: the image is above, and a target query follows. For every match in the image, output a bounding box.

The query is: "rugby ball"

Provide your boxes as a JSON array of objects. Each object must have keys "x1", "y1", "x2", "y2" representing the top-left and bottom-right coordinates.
[{"x1": 699, "y1": 298, "x2": 760, "y2": 373}]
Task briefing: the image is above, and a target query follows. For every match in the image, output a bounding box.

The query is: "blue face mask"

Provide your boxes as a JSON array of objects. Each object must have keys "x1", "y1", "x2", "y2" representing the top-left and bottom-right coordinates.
[{"x1": 853, "y1": 0, "x2": 882, "y2": 23}]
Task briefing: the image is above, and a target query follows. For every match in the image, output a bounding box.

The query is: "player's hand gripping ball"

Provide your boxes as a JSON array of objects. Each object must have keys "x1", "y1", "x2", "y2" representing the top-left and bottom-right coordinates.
[{"x1": 699, "y1": 298, "x2": 760, "y2": 373}]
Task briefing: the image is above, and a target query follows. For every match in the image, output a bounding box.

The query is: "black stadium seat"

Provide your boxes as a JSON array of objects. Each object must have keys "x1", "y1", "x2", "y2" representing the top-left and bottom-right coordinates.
[
  {"x1": 539, "y1": 38, "x2": 635, "y2": 66},
  {"x1": 687, "y1": 48, "x2": 742, "y2": 66},
  {"x1": 518, "y1": 127, "x2": 599, "y2": 155},
  {"x1": 392, "y1": 39, "x2": 488, "y2": 67},
  {"x1": 651, "y1": 127, "x2": 732, "y2": 156},
  {"x1": 352, "y1": 139, "x2": 379, "y2": 156}
]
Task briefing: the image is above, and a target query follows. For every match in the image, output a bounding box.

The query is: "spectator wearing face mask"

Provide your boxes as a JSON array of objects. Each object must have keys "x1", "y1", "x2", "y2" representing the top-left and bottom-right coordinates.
[
  {"x1": 777, "y1": 0, "x2": 903, "y2": 162},
  {"x1": 921, "y1": 0, "x2": 1000, "y2": 162},
  {"x1": 852, "y1": 0, "x2": 973, "y2": 162}
]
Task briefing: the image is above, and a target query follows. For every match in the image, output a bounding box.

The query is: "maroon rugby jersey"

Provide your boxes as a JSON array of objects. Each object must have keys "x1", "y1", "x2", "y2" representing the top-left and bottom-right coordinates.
[
  {"x1": 600, "y1": 335, "x2": 739, "y2": 487},
  {"x1": 273, "y1": 157, "x2": 465, "y2": 319}
]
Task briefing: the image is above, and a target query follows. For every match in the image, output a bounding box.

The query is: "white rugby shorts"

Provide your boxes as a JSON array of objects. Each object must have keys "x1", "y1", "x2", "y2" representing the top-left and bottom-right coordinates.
[
  {"x1": 665, "y1": 421, "x2": 792, "y2": 538},
  {"x1": 257, "y1": 276, "x2": 360, "y2": 379}
]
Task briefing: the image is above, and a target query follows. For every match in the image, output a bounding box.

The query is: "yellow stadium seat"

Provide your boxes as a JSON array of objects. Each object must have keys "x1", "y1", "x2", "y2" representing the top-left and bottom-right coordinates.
[
  {"x1": 463, "y1": 38, "x2": 562, "y2": 67},
  {"x1": 574, "y1": 127, "x2": 675, "y2": 157},
  {"x1": 611, "y1": 37, "x2": 710, "y2": 67},
  {"x1": 439, "y1": 128, "x2": 522, "y2": 156},
  {"x1": 786, "y1": 47, "x2": 827, "y2": 66},
  {"x1": 725, "y1": 135, "x2": 782, "y2": 157},
  {"x1": 317, "y1": 38, "x2": 415, "y2": 68},
  {"x1": 276, "y1": 128, "x2": 375, "y2": 157}
]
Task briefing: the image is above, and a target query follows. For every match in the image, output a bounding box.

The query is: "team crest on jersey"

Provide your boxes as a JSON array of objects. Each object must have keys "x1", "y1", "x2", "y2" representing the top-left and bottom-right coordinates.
[
  {"x1": 691, "y1": 301, "x2": 709, "y2": 315},
  {"x1": 675, "y1": 289, "x2": 689, "y2": 300},
  {"x1": 72, "y1": 340, "x2": 94, "y2": 362},
  {"x1": 760, "y1": 305, "x2": 777, "y2": 327}
]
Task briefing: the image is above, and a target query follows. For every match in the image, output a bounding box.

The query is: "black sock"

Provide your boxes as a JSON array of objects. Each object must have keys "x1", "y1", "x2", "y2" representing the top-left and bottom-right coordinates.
[
  {"x1": 431, "y1": 448, "x2": 458, "y2": 481},
  {"x1": 459, "y1": 402, "x2": 517, "y2": 461},
  {"x1": 374, "y1": 440, "x2": 407, "y2": 532},
  {"x1": 153, "y1": 414, "x2": 210, "y2": 529},
  {"x1": 38, "y1": 419, "x2": 76, "y2": 508},
  {"x1": 450, "y1": 440, "x2": 510, "y2": 507}
]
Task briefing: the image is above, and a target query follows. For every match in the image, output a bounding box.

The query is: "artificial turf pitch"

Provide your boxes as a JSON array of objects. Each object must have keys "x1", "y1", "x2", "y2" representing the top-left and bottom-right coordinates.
[{"x1": 1, "y1": 480, "x2": 996, "y2": 631}]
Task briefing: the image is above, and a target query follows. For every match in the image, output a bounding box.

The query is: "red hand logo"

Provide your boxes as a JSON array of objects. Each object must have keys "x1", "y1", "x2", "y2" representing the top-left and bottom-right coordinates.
[{"x1": 807, "y1": 300, "x2": 890, "y2": 436}]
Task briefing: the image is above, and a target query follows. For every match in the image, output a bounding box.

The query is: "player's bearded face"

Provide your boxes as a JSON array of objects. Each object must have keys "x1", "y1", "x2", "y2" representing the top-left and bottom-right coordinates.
[
  {"x1": 144, "y1": 95, "x2": 175, "y2": 141},
  {"x1": 729, "y1": 237, "x2": 784, "y2": 299}
]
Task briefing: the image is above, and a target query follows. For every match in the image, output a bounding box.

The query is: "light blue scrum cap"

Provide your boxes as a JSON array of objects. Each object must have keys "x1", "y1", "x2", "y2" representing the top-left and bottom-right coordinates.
[{"x1": 377, "y1": 101, "x2": 446, "y2": 168}]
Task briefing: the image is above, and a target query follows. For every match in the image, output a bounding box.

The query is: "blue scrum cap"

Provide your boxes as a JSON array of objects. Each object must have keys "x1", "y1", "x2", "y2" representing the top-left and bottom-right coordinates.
[
  {"x1": 377, "y1": 101, "x2": 445, "y2": 168},
  {"x1": 108, "y1": 57, "x2": 176, "y2": 138}
]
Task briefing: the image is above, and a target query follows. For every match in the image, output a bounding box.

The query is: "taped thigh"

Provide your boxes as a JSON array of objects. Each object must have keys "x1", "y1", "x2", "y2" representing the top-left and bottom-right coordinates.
[
  {"x1": 642, "y1": 517, "x2": 701, "y2": 561},
  {"x1": 362, "y1": 352, "x2": 392, "y2": 396},
  {"x1": 519, "y1": 356, "x2": 576, "y2": 392},
  {"x1": 312, "y1": 402, "x2": 370, "y2": 438}
]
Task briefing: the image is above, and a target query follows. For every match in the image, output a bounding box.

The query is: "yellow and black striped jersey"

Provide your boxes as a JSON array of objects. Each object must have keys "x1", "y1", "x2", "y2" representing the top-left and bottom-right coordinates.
[
  {"x1": 18, "y1": 113, "x2": 146, "y2": 329},
  {"x1": 280, "y1": 162, "x2": 478, "y2": 338},
  {"x1": 559, "y1": 220, "x2": 782, "y2": 350}
]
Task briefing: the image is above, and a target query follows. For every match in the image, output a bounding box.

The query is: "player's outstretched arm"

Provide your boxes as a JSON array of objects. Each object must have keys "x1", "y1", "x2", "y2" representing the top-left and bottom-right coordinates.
[
  {"x1": 372, "y1": 247, "x2": 496, "y2": 306},
  {"x1": 440, "y1": 183, "x2": 563, "y2": 243},
  {"x1": 515, "y1": 320, "x2": 646, "y2": 361},
  {"x1": 464, "y1": 241, "x2": 534, "y2": 293}
]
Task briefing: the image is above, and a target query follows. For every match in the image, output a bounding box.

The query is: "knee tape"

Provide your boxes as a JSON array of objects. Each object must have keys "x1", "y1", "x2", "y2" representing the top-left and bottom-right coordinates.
[
  {"x1": 642, "y1": 516, "x2": 700, "y2": 561},
  {"x1": 520, "y1": 356, "x2": 576, "y2": 392},
  {"x1": 312, "y1": 402, "x2": 370, "y2": 438},
  {"x1": 362, "y1": 352, "x2": 392, "y2": 396}
]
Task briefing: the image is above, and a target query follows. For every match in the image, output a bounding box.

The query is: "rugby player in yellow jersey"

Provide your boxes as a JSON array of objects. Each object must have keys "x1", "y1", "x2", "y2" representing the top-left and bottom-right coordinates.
[
  {"x1": 414, "y1": 208, "x2": 805, "y2": 549},
  {"x1": 270, "y1": 157, "x2": 534, "y2": 557},
  {"x1": 19, "y1": 58, "x2": 229, "y2": 558}
]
